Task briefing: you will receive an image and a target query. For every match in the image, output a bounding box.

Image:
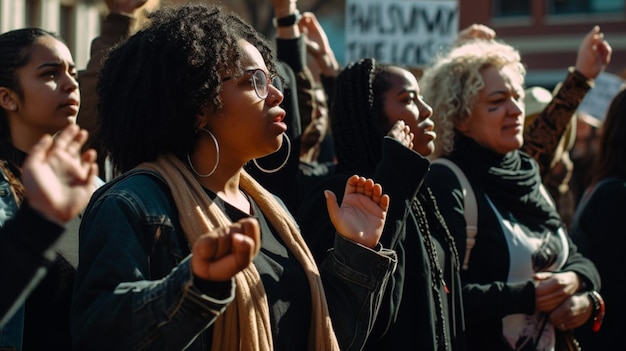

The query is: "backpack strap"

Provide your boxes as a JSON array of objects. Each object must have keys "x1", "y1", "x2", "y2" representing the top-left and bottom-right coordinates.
[{"x1": 431, "y1": 158, "x2": 477, "y2": 270}]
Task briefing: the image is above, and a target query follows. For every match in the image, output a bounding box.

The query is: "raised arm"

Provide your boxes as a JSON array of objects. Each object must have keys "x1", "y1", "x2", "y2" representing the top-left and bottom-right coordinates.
[
  {"x1": 325, "y1": 175, "x2": 389, "y2": 248},
  {"x1": 523, "y1": 26, "x2": 612, "y2": 176},
  {"x1": 1, "y1": 124, "x2": 98, "y2": 326},
  {"x1": 299, "y1": 11, "x2": 341, "y2": 80}
]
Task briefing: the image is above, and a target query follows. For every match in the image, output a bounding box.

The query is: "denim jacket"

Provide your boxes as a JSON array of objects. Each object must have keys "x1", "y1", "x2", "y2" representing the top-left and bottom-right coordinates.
[{"x1": 71, "y1": 169, "x2": 397, "y2": 351}]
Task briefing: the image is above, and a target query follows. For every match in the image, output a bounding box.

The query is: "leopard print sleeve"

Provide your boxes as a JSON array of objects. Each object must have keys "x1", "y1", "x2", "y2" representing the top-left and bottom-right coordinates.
[{"x1": 522, "y1": 67, "x2": 593, "y2": 177}]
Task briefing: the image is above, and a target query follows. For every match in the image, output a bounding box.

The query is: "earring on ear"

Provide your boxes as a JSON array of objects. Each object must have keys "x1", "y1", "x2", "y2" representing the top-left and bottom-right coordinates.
[
  {"x1": 253, "y1": 133, "x2": 291, "y2": 173},
  {"x1": 8, "y1": 105, "x2": 16, "y2": 111}
]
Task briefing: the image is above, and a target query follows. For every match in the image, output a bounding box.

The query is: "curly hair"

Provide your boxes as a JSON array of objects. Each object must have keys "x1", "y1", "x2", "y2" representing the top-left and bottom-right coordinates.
[
  {"x1": 331, "y1": 58, "x2": 398, "y2": 175},
  {"x1": 420, "y1": 39, "x2": 526, "y2": 158},
  {"x1": 591, "y1": 87, "x2": 626, "y2": 186},
  {"x1": 0, "y1": 28, "x2": 61, "y2": 199},
  {"x1": 97, "y1": 3, "x2": 278, "y2": 174}
]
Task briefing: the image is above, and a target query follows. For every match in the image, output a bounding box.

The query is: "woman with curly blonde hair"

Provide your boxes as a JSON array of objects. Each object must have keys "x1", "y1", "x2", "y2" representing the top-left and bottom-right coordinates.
[
  {"x1": 420, "y1": 35, "x2": 606, "y2": 350},
  {"x1": 423, "y1": 40, "x2": 525, "y2": 158}
]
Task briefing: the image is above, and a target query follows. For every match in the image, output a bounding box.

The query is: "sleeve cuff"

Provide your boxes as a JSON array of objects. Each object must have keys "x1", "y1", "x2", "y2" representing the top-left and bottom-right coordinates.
[
  {"x1": 332, "y1": 234, "x2": 397, "y2": 276},
  {"x1": 567, "y1": 66, "x2": 595, "y2": 90}
]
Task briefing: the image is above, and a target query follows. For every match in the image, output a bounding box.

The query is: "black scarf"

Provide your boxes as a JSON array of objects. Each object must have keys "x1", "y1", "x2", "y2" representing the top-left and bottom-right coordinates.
[{"x1": 449, "y1": 134, "x2": 562, "y2": 234}]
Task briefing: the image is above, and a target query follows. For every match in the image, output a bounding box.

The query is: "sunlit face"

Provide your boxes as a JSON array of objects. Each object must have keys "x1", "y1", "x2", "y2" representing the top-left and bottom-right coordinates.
[
  {"x1": 458, "y1": 65, "x2": 524, "y2": 154},
  {"x1": 206, "y1": 39, "x2": 286, "y2": 165},
  {"x1": 301, "y1": 86, "x2": 329, "y2": 150},
  {"x1": 381, "y1": 66, "x2": 435, "y2": 156},
  {"x1": 3, "y1": 35, "x2": 79, "y2": 149}
]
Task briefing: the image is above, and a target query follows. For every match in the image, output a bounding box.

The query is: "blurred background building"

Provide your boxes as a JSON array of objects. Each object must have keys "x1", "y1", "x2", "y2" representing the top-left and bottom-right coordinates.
[
  {"x1": 1, "y1": 0, "x2": 102, "y2": 71},
  {"x1": 1, "y1": 0, "x2": 624, "y2": 89},
  {"x1": 461, "y1": 0, "x2": 625, "y2": 88}
]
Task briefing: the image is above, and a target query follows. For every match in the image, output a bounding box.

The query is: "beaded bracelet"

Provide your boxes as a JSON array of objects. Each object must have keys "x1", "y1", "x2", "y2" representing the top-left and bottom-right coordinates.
[{"x1": 588, "y1": 290, "x2": 605, "y2": 332}]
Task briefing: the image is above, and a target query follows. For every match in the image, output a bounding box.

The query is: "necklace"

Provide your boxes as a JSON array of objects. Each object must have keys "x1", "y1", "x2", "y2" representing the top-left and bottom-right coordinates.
[{"x1": 411, "y1": 187, "x2": 460, "y2": 350}]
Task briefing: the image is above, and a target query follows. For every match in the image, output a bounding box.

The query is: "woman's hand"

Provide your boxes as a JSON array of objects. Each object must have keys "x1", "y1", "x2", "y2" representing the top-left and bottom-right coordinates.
[
  {"x1": 191, "y1": 218, "x2": 261, "y2": 281},
  {"x1": 387, "y1": 120, "x2": 414, "y2": 149},
  {"x1": 534, "y1": 271, "x2": 581, "y2": 313},
  {"x1": 324, "y1": 175, "x2": 390, "y2": 248},
  {"x1": 575, "y1": 25, "x2": 612, "y2": 80},
  {"x1": 549, "y1": 293, "x2": 594, "y2": 330},
  {"x1": 22, "y1": 123, "x2": 99, "y2": 225},
  {"x1": 454, "y1": 23, "x2": 496, "y2": 46},
  {"x1": 299, "y1": 12, "x2": 341, "y2": 77}
]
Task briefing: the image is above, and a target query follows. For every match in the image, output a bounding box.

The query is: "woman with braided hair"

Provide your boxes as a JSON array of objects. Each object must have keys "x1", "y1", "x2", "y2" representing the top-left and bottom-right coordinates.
[
  {"x1": 298, "y1": 57, "x2": 466, "y2": 351},
  {"x1": 71, "y1": 3, "x2": 397, "y2": 351}
]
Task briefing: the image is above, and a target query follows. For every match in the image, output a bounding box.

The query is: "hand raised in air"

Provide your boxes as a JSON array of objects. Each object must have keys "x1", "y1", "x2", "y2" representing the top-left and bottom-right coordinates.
[{"x1": 324, "y1": 175, "x2": 390, "y2": 248}]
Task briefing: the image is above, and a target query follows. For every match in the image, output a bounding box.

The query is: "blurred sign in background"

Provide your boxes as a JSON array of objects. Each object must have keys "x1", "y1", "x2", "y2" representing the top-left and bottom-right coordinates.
[{"x1": 344, "y1": 0, "x2": 458, "y2": 67}]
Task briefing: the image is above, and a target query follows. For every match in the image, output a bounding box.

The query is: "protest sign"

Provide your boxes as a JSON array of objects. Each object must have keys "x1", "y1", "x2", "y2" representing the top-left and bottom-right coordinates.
[
  {"x1": 578, "y1": 72, "x2": 625, "y2": 122},
  {"x1": 345, "y1": 0, "x2": 458, "y2": 67}
]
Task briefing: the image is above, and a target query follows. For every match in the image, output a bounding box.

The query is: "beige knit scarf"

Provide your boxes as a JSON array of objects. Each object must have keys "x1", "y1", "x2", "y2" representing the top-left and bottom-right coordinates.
[{"x1": 136, "y1": 154, "x2": 339, "y2": 351}]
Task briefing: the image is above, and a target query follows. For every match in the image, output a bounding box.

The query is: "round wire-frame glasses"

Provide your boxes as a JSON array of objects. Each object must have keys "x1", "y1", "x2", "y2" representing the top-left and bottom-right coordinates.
[{"x1": 247, "y1": 69, "x2": 283, "y2": 99}]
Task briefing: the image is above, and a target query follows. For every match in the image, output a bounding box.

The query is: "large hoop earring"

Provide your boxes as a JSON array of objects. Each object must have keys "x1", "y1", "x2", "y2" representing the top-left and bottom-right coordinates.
[
  {"x1": 187, "y1": 128, "x2": 219, "y2": 177},
  {"x1": 253, "y1": 133, "x2": 291, "y2": 174}
]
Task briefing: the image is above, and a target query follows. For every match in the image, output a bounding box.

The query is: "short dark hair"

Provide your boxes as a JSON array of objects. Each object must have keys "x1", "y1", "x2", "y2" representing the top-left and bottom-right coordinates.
[{"x1": 97, "y1": 3, "x2": 277, "y2": 174}]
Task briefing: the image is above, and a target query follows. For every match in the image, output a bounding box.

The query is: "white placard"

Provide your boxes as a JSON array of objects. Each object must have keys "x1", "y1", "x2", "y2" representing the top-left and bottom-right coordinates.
[
  {"x1": 578, "y1": 72, "x2": 625, "y2": 121},
  {"x1": 345, "y1": 0, "x2": 459, "y2": 67}
]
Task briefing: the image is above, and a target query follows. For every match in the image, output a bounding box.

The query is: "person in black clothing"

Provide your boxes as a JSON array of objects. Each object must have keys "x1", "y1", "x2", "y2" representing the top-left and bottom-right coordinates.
[
  {"x1": 246, "y1": 0, "x2": 337, "y2": 215},
  {"x1": 571, "y1": 86, "x2": 626, "y2": 351},
  {"x1": 421, "y1": 36, "x2": 604, "y2": 351},
  {"x1": 0, "y1": 28, "x2": 99, "y2": 349},
  {"x1": 71, "y1": 4, "x2": 397, "y2": 350},
  {"x1": 298, "y1": 58, "x2": 467, "y2": 351}
]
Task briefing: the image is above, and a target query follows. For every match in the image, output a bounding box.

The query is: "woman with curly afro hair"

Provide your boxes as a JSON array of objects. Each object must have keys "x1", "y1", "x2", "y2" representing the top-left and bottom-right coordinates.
[{"x1": 71, "y1": 3, "x2": 398, "y2": 351}]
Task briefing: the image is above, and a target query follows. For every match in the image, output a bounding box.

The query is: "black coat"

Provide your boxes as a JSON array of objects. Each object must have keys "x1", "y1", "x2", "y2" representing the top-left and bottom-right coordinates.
[{"x1": 298, "y1": 138, "x2": 466, "y2": 351}]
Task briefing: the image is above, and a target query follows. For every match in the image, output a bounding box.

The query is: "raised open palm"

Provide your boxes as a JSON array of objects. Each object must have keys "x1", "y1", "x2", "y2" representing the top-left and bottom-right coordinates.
[
  {"x1": 22, "y1": 123, "x2": 99, "y2": 224},
  {"x1": 324, "y1": 175, "x2": 390, "y2": 248}
]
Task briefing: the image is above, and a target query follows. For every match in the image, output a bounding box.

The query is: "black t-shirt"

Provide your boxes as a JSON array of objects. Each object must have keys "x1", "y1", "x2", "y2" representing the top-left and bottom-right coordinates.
[{"x1": 204, "y1": 189, "x2": 311, "y2": 351}]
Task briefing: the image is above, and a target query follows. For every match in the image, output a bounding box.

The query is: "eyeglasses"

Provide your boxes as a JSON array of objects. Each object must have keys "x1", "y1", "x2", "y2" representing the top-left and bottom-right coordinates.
[
  {"x1": 222, "y1": 69, "x2": 283, "y2": 100},
  {"x1": 247, "y1": 69, "x2": 283, "y2": 100}
]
